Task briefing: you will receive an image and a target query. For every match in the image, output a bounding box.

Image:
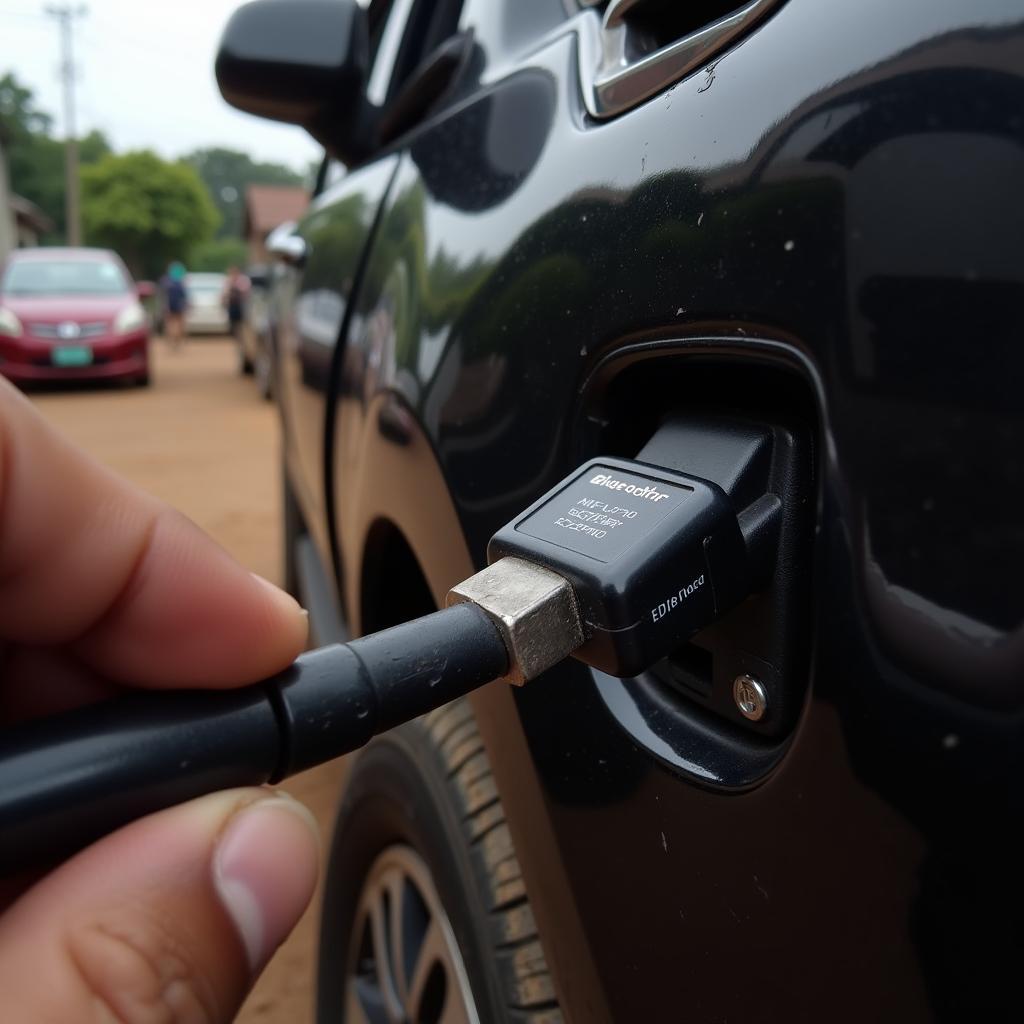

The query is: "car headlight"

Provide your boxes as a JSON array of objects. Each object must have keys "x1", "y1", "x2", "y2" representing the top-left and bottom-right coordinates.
[
  {"x1": 114, "y1": 302, "x2": 146, "y2": 335},
  {"x1": 0, "y1": 307, "x2": 23, "y2": 338}
]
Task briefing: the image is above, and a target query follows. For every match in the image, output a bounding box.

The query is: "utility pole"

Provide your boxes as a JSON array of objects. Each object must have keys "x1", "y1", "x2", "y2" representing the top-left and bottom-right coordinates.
[{"x1": 45, "y1": 4, "x2": 87, "y2": 246}]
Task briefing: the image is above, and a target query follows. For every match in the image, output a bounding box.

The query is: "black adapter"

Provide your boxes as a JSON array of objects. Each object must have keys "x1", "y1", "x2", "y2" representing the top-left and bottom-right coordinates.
[{"x1": 488, "y1": 456, "x2": 779, "y2": 678}]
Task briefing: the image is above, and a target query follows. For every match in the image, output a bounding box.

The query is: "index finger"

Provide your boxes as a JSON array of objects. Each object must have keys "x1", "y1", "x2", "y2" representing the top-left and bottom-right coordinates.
[{"x1": 0, "y1": 381, "x2": 307, "y2": 688}]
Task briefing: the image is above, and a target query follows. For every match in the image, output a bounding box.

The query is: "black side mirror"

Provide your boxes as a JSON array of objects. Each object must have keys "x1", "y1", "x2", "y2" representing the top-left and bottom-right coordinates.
[{"x1": 216, "y1": 0, "x2": 370, "y2": 163}]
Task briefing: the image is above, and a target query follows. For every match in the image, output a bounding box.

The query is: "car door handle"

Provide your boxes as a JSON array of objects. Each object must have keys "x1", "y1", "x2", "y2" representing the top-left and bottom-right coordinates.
[
  {"x1": 267, "y1": 232, "x2": 307, "y2": 267},
  {"x1": 585, "y1": 0, "x2": 784, "y2": 117}
]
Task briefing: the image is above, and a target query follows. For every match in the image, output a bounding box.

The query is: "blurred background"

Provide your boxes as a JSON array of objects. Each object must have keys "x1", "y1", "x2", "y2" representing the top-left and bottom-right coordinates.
[
  {"x1": 0, "y1": 0, "x2": 321, "y2": 271},
  {"x1": 0, "y1": 2, "x2": 344, "y2": 1020}
]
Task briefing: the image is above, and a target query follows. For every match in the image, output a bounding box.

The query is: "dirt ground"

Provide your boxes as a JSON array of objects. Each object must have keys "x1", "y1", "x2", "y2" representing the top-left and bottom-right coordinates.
[{"x1": 29, "y1": 336, "x2": 347, "y2": 1024}]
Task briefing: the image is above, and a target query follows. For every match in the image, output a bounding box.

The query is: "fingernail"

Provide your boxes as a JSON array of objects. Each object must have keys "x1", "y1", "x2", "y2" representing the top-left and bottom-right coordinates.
[
  {"x1": 249, "y1": 573, "x2": 309, "y2": 645},
  {"x1": 213, "y1": 795, "x2": 320, "y2": 972},
  {"x1": 250, "y1": 572, "x2": 303, "y2": 615}
]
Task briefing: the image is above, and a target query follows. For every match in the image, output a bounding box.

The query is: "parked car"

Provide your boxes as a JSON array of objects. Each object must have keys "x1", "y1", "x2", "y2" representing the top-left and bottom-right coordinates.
[
  {"x1": 238, "y1": 261, "x2": 277, "y2": 399},
  {"x1": 184, "y1": 272, "x2": 229, "y2": 334},
  {"x1": 0, "y1": 247, "x2": 149, "y2": 387},
  {"x1": 218, "y1": 0, "x2": 1024, "y2": 1021},
  {"x1": 239, "y1": 223, "x2": 305, "y2": 400}
]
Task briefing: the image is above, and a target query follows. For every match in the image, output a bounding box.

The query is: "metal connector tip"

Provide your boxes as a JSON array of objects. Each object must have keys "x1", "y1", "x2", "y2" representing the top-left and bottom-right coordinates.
[{"x1": 447, "y1": 557, "x2": 584, "y2": 684}]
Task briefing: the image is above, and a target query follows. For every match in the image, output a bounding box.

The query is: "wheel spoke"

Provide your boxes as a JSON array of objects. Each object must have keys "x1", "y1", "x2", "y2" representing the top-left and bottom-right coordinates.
[
  {"x1": 366, "y1": 898, "x2": 404, "y2": 1021},
  {"x1": 436, "y1": 987, "x2": 474, "y2": 1024},
  {"x1": 348, "y1": 975, "x2": 391, "y2": 1024},
  {"x1": 386, "y1": 869, "x2": 409, "y2": 1004},
  {"x1": 406, "y1": 918, "x2": 447, "y2": 1014}
]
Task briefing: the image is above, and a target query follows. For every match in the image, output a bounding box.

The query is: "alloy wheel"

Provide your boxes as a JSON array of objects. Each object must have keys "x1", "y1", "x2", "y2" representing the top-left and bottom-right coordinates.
[{"x1": 343, "y1": 845, "x2": 480, "y2": 1024}]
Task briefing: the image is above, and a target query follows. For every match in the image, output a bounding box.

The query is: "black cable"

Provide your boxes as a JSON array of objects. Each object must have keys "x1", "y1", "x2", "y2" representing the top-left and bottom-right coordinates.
[{"x1": 0, "y1": 603, "x2": 507, "y2": 874}]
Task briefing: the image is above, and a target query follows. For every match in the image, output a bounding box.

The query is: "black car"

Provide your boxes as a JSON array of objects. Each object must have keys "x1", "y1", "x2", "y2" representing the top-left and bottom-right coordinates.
[{"x1": 218, "y1": 1, "x2": 1024, "y2": 1021}]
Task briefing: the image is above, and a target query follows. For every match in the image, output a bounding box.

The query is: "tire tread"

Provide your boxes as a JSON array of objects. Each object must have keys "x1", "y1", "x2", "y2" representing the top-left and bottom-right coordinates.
[{"x1": 421, "y1": 698, "x2": 564, "y2": 1022}]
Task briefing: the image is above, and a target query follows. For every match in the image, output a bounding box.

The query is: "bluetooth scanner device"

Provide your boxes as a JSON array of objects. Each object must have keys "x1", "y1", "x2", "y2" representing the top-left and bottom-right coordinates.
[
  {"x1": 0, "y1": 451, "x2": 783, "y2": 874},
  {"x1": 483, "y1": 456, "x2": 778, "y2": 679}
]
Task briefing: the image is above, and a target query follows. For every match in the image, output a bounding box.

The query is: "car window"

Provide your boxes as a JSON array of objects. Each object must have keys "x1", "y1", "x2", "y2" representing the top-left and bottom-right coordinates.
[
  {"x1": 366, "y1": 0, "x2": 417, "y2": 105},
  {"x1": 185, "y1": 275, "x2": 225, "y2": 294},
  {"x1": 315, "y1": 0, "x2": 464, "y2": 195},
  {"x1": 367, "y1": 0, "x2": 464, "y2": 107},
  {"x1": 2, "y1": 259, "x2": 129, "y2": 297}
]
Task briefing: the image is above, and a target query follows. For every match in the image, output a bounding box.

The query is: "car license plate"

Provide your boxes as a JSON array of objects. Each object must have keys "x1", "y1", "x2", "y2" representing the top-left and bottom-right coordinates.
[{"x1": 52, "y1": 346, "x2": 93, "y2": 367}]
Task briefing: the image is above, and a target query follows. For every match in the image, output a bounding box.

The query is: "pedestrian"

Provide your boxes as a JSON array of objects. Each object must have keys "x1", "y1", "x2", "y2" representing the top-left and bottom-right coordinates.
[
  {"x1": 222, "y1": 265, "x2": 250, "y2": 343},
  {"x1": 162, "y1": 261, "x2": 188, "y2": 351},
  {"x1": 0, "y1": 378, "x2": 318, "y2": 1019}
]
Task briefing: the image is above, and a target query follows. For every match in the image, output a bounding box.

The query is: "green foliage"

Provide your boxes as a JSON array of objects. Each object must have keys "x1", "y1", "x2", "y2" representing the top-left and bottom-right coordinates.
[
  {"x1": 0, "y1": 73, "x2": 111, "y2": 241},
  {"x1": 185, "y1": 147, "x2": 305, "y2": 239},
  {"x1": 79, "y1": 129, "x2": 112, "y2": 164},
  {"x1": 81, "y1": 151, "x2": 219, "y2": 278},
  {"x1": 189, "y1": 237, "x2": 248, "y2": 272},
  {"x1": 1, "y1": 73, "x2": 307, "y2": 256},
  {"x1": 0, "y1": 72, "x2": 53, "y2": 143}
]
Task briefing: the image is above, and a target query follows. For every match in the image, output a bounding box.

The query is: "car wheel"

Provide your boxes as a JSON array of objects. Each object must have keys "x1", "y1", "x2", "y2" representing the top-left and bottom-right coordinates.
[
  {"x1": 136, "y1": 372, "x2": 151, "y2": 387},
  {"x1": 238, "y1": 338, "x2": 254, "y2": 375},
  {"x1": 255, "y1": 344, "x2": 273, "y2": 401},
  {"x1": 317, "y1": 698, "x2": 562, "y2": 1024}
]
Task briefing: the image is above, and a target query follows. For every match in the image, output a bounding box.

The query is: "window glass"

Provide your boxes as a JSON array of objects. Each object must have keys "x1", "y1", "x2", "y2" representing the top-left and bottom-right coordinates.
[
  {"x1": 2, "y1": 259, "x2": 129, "y2": 297},
  {"x1": 316, "y1": 0, "x2": 465, "y2": 192},
  {"x1": 366, "y1": 0, "x2": 418, "y2": 105}
]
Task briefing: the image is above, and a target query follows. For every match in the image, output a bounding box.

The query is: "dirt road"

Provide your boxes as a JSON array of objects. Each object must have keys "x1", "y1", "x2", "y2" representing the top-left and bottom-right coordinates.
[{"x1": 29, "y1": 337, "x2": 346, "y2": 1024}]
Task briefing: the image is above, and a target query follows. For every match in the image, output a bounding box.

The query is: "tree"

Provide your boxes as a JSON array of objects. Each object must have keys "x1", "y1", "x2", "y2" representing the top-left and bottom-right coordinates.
[
  {"x1": 0, "y1": 72, "x2": 53, "y2": 144},
  {"x1": 82, "y1": 151, "x2": 219, "y2": 278},
  {"x1": 185, "y1": 147, "x2": 306, "y2": 239},
  {"x1": 189, "y1": 237, "x2": 248, "y2": 272},
  {"x1": 0, "y1": 73, "x2": 111, "y2": 242}
]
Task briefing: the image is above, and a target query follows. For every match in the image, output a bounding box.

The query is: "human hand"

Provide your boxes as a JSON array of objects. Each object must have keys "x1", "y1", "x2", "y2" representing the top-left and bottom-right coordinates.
[{"x1": 0, "y1": 380, "x2": 318, "y2": 1020}]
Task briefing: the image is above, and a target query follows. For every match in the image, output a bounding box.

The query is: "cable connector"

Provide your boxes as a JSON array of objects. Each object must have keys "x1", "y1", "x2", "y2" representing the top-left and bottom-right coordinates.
[{"x1": 447, "y1": 556, "x2": 584, "y2": 684}]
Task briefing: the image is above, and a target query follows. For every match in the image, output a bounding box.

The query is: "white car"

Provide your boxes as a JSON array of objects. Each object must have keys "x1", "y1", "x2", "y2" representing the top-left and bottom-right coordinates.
[{"x1": 184, "y1": 273, "x2": 229, "y2": 334}]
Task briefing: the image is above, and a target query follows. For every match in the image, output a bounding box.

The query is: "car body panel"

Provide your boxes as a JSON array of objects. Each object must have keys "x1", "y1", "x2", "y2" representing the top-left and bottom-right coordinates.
[
  {"x1": 272, "y1": 0, "x2": 1024, "y2": 1018},
  {"x1": 277, "y1": 156, "x2": 401, "y2": 580},
  {"x1": 0, "y1": 333, "x2": 148, "y2": 383}
]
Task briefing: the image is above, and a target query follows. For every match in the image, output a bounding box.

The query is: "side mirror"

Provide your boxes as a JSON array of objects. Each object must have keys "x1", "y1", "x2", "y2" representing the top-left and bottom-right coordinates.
[
  {"x1": 216, "y1": 0, "x2": 370, "y2": 163},
  {"x1": 135, "y1": 281, "x2": 156, "y2": 299}
]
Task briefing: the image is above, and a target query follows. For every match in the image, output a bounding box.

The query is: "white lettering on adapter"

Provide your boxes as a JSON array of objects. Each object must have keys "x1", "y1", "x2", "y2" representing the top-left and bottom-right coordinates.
[
  {"x1": 651, "y1": 575, "x2": 706, "y2": 623},
  {"x1": 554, "y1": 517, "x2": 607, "y2": 539},
  {"x1": 590, "y1": 474, "x2": 670, "y2": 502}
]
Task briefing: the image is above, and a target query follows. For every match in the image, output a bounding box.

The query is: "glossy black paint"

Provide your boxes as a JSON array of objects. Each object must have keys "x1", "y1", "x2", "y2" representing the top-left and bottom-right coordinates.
[{"x1": 267, "y1": 0, "x2": 1024, "y2": 1018}]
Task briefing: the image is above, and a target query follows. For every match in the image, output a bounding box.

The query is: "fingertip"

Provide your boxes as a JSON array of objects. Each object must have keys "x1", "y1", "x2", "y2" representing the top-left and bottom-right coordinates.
[
  {"x1": 249, "y1": 572, "x2": 309, "y2": 653},
  {"x1": 213, "y1": 793, "x2": 321, "y2": 973},
  {"x1": 76, "y1": 513, "x2": 309, "y2": 688}
]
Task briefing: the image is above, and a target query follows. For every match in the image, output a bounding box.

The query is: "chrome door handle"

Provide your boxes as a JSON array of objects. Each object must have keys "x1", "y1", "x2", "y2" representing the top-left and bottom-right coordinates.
[
  {"x1": 583, "y1": 0, "x2": 784, "y2": 118},
  {"x1": 267, "y1": 232, "x2": 307, "y2": 267}
]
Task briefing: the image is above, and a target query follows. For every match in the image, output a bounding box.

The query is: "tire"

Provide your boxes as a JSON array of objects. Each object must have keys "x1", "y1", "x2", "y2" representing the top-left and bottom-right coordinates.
[
  {"x1": 317, "y1": 699, "x2": 563, "y2": 1024},
  {"x1": 238, "y1": 337, "x2": 254, "y2": 375},
  {"x1": 255, "y1": 343, "x2": 274, "y2": 401}
]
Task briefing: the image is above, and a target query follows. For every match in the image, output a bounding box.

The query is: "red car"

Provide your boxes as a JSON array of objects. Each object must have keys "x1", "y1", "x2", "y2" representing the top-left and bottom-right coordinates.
[{"x1": 0, "y1": 247, "x2": 150, "y2": 387}]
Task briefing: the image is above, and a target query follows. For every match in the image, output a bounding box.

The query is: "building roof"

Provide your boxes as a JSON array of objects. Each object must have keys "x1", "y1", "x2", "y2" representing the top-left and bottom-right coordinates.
[
  {"x1": 10, "y1": 194, "x2": 54, "y2": 234},
  {"x1": 244, "y1": 185, "x2": 309, "y2": 237}
]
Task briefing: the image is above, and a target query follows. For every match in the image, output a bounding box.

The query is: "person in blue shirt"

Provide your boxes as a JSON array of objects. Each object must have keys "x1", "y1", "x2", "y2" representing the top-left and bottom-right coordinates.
[{"x1": 161, "y1": 261, "x2": 188, "y2": 351}]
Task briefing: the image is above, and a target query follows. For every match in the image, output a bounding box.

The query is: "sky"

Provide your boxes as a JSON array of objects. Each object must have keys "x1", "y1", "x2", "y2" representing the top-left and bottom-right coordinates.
[{"x1": 1, "y1": 0, "x2": 324, "y2": 173}]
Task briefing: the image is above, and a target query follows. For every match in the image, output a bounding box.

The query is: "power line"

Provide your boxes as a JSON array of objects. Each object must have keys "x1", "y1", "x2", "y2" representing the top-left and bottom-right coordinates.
[{"x1": 44, "y1": 3, "x2": 88, "y2": 245}]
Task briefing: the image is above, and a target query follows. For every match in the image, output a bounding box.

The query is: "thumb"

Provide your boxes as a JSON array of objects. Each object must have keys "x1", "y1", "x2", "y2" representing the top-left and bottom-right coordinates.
[{"x1": 0, "y1": 789, "x2": 319, "y2": 1022}]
